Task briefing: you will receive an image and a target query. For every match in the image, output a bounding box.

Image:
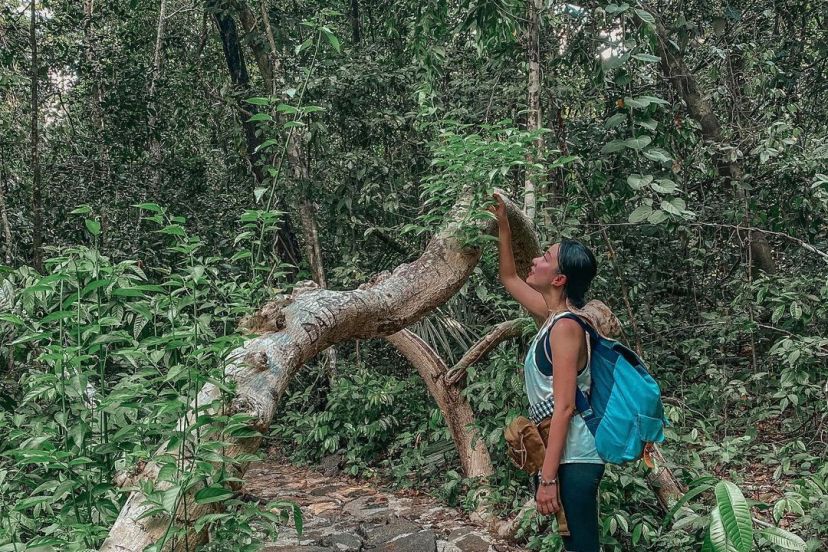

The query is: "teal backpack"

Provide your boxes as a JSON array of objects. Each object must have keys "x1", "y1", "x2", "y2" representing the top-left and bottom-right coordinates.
[{"x1": 546, "y1": 313, "x2": 666, "y2": 464}]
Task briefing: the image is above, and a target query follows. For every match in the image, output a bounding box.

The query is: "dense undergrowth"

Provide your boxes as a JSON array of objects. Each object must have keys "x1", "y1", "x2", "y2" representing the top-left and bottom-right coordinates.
[
  {"x1": 1, "y1": 208, "x2": 826, "y2": 552},
  {"x1": 0, "y1": 206, "x2": 301, "y2": 551}
]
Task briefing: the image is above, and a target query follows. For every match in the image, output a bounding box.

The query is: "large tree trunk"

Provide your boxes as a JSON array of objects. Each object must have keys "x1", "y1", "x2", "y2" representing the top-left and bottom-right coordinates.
[
  {"x1": 100, "y1": 193, "x2": 539, "y2": 550},
  {"x1": 29, "y1": 0, "x2": 42, "y2": 272},
  {"x1": 523, "y1": 0, "x2": 544, "y2": 221},
  {"x1": 649, "y1": 10, "x2": 775, "y2": 274}
]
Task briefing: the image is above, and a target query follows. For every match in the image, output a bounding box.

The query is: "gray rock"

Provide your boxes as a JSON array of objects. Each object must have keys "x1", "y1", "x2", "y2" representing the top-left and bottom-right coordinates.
[
  {"x1": 261, "y1": 546, "x2": 332, "y2": 552},
  {"x1": 453, "y1": 533, "x2": 490, "y2": 552},
  {"x1": 446, "y1": 528, "x2": 475, "y2": 542},
  {"x1": 320, "y1": 532, "x2": 363, "y2": 551},
  {"x1": 310, "y1": 484, "x2": 345, "y2": 497},
  {"x1": 344, "y1": 495, "x2": 392, "y2": 522},
  {"x1": 375, "y1": 530, "x2": 437, "y2": 552},
  {"x1": 358, "y1": 519, "x2": 420, "y2": 545}
]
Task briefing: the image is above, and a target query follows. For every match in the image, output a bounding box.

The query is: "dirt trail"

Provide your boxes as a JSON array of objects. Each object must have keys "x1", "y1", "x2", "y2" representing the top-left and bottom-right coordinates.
[{"x1": 242, "y1": 454, "x2": 528, "y2": 552}]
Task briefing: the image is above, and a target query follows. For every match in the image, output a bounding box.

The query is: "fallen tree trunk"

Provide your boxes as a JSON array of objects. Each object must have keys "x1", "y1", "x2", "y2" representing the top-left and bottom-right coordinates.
[{"x1": 100, "y1": 193, "x2": 537, "y2": 550}]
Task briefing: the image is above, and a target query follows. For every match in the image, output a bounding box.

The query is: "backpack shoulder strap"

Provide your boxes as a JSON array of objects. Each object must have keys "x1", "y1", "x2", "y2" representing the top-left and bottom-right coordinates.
[{"x1": 547, "y1": 313, "x2": 598, "y2": 432}]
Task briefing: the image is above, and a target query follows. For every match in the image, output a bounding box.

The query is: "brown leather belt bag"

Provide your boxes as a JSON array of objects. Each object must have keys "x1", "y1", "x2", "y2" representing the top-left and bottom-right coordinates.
[{"x1": 504, "y1": 416, "x2": 569, "y2": 535}]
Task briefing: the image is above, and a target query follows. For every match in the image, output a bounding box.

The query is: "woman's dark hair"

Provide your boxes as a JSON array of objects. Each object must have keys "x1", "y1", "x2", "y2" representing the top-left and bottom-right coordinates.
[{"x1": 557, "y1": 239, "x2": 597, "y2": 308}]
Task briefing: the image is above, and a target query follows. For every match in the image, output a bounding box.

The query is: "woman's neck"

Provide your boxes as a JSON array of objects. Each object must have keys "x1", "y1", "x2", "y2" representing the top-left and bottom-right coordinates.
[{"x1": 541, "y1": 290, "x2": 568, "y2": 316}]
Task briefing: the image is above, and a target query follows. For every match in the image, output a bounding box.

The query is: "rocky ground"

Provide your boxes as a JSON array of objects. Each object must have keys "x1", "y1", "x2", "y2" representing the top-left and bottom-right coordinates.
[{"x1": 242, "y1": 452, "x2": 528, "y2": 552}]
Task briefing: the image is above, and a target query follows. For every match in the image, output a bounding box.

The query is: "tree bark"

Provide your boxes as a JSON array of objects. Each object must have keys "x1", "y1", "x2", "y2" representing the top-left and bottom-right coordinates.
[
  {"x1": 350, "y1": 0, "x2": 361, "y2": 45},
  {"x1": 444, "y1": 319, "x2": 524, "y2": 386},
  {"x1": 147, "y1": 0, "x2": 167, "y2": 195},
  {"x1": 384, "y1": 319, "x2": 525, "y2": 478},
  {"x1": 29, "y1": 0, "x2": 42, "y2": 272},
  {"x1": 209, "y1": 0, "x2": 302, "y2": 269},
  {"x1": 385, "y1": 330, "x2": 494, "y2": 479},
  {"x1": 650, "y1": 10, "x2": 776, "y2": 274},
  {"x1": 0, "y1": 153, "x2": 13, "y2": 264},
  {"x1": 524, "y1": 0, "x2": 544, "y2": 221},
  {"x1": 100, "y1": 193, "x2": 539, "y2": 550}
]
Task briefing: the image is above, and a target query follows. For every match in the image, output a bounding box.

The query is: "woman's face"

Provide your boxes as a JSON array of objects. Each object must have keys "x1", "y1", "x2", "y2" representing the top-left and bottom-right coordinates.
[{"x1": 526, "y1": 243, "x2": 566, "y2": 291}]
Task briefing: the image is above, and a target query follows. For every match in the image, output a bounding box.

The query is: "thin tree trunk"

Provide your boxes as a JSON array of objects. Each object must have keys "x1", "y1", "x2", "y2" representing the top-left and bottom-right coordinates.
[
  {"x1": 350, "y1": 0, "x2": 361, "y2": 44},
  {"x1": 386, "y1": 330, "x2": 494, "y2": 479},
  {"x1": 83, "y1": 0, "x2": 103, "y2": 130},
  {"x1": 147, "y1": 0, "x2": 168, "y2": 195},
  {"x1": 0, "y1": 151, "x2": 13, "y2": 264},
  {"x1": 524, "y1": 0, "x2": 544, "y2": 221},
  {"x1": 29, "y1": 0, "x2": 42, "y2": 272},
  {"x1": 649, "y1": 9, "x2": 775, "y2": 274},
  {"x1": 100, "y1": 192, "x2": 539, "y2": 551},
  {"x1": 210, "y1": 0, "x2": 302, "y2": 269},
  {"x1": 237, "y1": 1, "x2": 273, "y2": 89}
]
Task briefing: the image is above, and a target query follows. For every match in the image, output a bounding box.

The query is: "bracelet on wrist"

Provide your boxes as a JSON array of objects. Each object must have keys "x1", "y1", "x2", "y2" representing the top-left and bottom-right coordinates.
[{"x1": 538, "y1": 474, "x2": 558, "y2": 487}]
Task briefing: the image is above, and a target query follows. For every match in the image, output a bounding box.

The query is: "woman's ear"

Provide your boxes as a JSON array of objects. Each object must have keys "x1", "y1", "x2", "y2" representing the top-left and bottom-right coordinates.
[{"x1": 552, "y1": 273, "x2": 567, "y2": 287}]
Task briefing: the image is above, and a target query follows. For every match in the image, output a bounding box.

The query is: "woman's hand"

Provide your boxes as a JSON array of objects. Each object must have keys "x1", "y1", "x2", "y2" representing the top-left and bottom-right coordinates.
[
  {"x1": 535, "y1": 481, "x2": 561, "y2": 516},
  {"x1": 487, "y1": 193, "x2": 508, "y2": 225}
]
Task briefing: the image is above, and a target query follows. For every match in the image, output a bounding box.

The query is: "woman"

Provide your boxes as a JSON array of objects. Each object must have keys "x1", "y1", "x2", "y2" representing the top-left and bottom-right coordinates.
[{"x1": 490, "y1": 193, "x2": 605, "y2": 552}]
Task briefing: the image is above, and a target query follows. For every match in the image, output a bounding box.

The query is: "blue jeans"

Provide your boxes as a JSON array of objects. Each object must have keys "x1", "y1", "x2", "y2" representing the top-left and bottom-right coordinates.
[{"x1": 534, "y1": 463, "x2": 605, "y2": 552}]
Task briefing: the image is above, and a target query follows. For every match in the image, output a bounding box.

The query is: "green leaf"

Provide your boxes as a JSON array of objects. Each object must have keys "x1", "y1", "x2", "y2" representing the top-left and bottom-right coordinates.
[
  {"x1": 322, "y1": 28, "x2": 341, "y2": 52},
  {"x1": 247, "y1": 113, "x2": 272, "y2": 122},
  {"x1": 623, "y1": 136, "x2": 652, "y2": 150},
  {"x1": 85, "y1": 219, "x2": 101, "y2": 236},
  {"x1": 651, "y1": 178, "x2": 678, "y2": 193},
  {"x1": 293, "y1": 503, "x2": 304, "y2": 536},
  {"x1": 601, "y1": 139, "x2": 626, "y2": 154},
  {"x1": 643, "y1": 147, "x2": 673, "y2": 163},
  {"x1": 759, "y1": 526, "x2": 806, "y2": 551},
  {"x1": 70, "y1": 204, "x2": 92, "y2": 215},
  {"x1": 628, "y1": 204, "x2": 653, "y2": 223},
  {"x1": 157, "y1": 224, "x2": 186, "y2": 236},
  {"x1": 254, "y1": 187, "x2": 268, "y2": 203},
  {"x1": 276, "y1": 104, "x2": 299, "y2": 115},
  {"x1": 604, "y1": 113, "x2": 627, "y2": 129},
  {"x1": 660, "y1": 199, "x2": 683, "y2": 216},
  {"x1": 625, "y1": 96, "x2": 669, "y2": 109},
  {"x1": 245, "y1": 97, "x2": 271, "y2": 106},
  {"x1": 161, "y1": 485, "x2": 181, "y2": 513},
  {"x1": 604, "y1": 3, "x2": 629, "y2": 14},
  {"x1": 633, "y1": 53, "x2": 661, "y2": 62},
  {"x1": 789, "y1": 302, "x2": 802, "y2": 320},
  {"x1": 195, "y1": 486, "x2": 234, "y2": 505},
  {"x1": 40, "y1": 310, "x2": 74, "y2": 323},
  {"x1": 255, "y1": 138, "x2": 280, "y2": 152},
  {"x1": 638, "y1": 95, "x2": 669, "y2": 105},
  {"x1": 636, "y1": 118, "x2": 659, "y2": 131},
  {"x1": 134, "y1": 202, "x2": 163, "y2": 212},
  {"x1": 664, "y1": 482, "x2": 714, "y2": 527},
  {"x1": 635, "y1": 8, "x2": 656, "y2": 24},
  {"x1": 627, "y1": 174, "x2": 653, "y2": 190},
  {"x1": 713, "y1": 481, "x2": 754, "y2": 552},
  {"x1": 648, "y1": 210, "x2": 668, "y2": 224}
]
